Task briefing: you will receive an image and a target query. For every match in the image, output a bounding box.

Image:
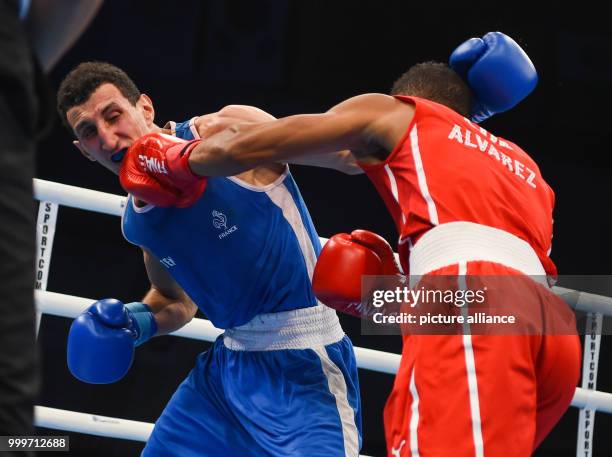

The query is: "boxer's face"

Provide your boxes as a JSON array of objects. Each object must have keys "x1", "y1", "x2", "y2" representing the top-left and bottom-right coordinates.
[{"x1": 67, "y1": 83, "x2": 156, "y2": 175}]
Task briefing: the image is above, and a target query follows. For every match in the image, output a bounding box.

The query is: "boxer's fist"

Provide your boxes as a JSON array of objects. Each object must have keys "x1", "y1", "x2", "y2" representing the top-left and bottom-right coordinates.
[
  {"x1": 449, "y1": 31, "x2": 537, "y2": 123},
  {"x1": 67, "y1": 299, "x2": 157, "y2": 384},
  {"x1": 119, "y1": 133, "x2": 207, "y2": 207},
  {"x1": 313, "y1": 230, "x2": 402, "y2": 317},
  {"x1": 350, "y1": 230, "x2": 401, "y2": 276}
]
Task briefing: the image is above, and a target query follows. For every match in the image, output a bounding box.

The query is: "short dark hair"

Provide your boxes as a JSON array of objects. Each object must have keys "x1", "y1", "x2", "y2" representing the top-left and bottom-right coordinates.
[
  {"x1": 391, "y1": 61, "x2": 473, "y2": 117},
  {"x1": 57, "y1": 61, "x2": 141, "y2": 130}
]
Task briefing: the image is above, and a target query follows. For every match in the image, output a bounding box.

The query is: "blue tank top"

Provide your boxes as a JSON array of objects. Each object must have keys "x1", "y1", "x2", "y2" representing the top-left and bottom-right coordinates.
[{"x1": 122, "y1": 118, "x2": 322, "y2": 329}]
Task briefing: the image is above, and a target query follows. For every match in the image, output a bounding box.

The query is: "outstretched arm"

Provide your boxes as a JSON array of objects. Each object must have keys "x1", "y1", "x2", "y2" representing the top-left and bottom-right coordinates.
[
  {"x1": 195, "y1": 105, "x2": 363, "y2": 175},
  {"x1": 187, "y1": 93, "x2": 401, "y2": 177},
  {"x1": 288, "y1": 150, "x2": 363, "y2": 175},
  {"x1": 118, "y1": 94, "x2": 412, "y2": 206}
]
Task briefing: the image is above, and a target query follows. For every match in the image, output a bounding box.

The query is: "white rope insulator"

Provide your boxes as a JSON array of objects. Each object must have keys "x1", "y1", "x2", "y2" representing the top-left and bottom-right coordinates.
[
  {"x1": 552, "y1": 286, "x2": 612, "y2": 316},
  {"x1": 35, "y1": 290, "x2": 93, "y2": 318},
  {"x1": 35, "y1": 201, "x2": 59, "y2": 338},
  {"x1": 34, "y1": 290, "x2": 225, "y2": 341},
  {"x1": 572, "y1": 388, "x2": 612, "y2": 415},
  {"x1": 171, "y1": 315, "x2": 224, "y2": 341},
  {"x1": 353, "y1": 347, "x2": 400, "y2": 375},
  {"x1": 35, "y1": 406, "x2": 153, "y2": 442},
  {"x1": 33, "y1": 179, "x2": 126, "y2": 216}
]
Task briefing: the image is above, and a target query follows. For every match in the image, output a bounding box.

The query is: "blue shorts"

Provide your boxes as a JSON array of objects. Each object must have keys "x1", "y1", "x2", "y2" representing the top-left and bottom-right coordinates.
[{"x1": 142, "y1": 307, "x2": 361, "y2": 457}]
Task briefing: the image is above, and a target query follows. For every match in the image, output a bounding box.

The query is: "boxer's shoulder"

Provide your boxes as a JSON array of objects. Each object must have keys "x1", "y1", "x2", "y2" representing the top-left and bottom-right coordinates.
[
  {"x1": 345, "y1": 94, "x2": 415, "y2": 164},
  {"x1": 232, "y1": 163, "x2": 287, "y2": 188}
]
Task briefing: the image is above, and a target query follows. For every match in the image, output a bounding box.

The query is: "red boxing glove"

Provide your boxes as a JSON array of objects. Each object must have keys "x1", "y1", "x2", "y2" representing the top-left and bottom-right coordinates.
[
  {"x1": 119, "y1": 133, "x2": 207, "y2": 207},
  {"x1": 350, "y1": 230, "x2": 402, "y2": 276},
  {"x1": 313, "y1": 230, "x2": 402, "y2": 317}
]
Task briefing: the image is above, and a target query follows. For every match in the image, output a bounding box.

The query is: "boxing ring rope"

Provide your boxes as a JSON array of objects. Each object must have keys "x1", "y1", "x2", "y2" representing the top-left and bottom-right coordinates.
[
  {"x1": 34, "y1": 288, "x2": 612, "y2": 415},
  {"x1": 33, "y1": 179, "x2": 612, "y2": 452},
  {"x1": 32, "y1": 179, "x2": 612, "y2": 314},
  {"x1": 35, "y1": 406, "x2": 373, "y2": 457},
  {"x1": 36, "y1": 289, "x2": 402, "y2": 374},
  {"x1": 36, "y1": 406, "x2": 154, "y2": 442}
]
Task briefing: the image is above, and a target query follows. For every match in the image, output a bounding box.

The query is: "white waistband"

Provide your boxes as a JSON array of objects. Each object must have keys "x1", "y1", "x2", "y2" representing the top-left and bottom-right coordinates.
[
  {"x1": 409, "y1": 222, "x2": 546, "y2": 277},
  {"x1": 223, "y1": 305, "x2": 345, "y2": 351}
]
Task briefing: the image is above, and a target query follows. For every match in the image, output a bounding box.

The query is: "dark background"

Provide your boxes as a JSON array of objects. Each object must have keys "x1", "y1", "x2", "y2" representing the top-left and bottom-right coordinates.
[{"x1": 33, "y1": 1, "x2": 612, "y2": 456}]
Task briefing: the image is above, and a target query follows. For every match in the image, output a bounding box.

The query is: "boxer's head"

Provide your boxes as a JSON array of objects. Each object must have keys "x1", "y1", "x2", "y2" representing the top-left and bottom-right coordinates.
[
  {"x1": 391, "y1": 61, "x2": 473, "y2": 118},
  {"x1": 57, "y1": 62, "x2": 156, "y2": 174}
]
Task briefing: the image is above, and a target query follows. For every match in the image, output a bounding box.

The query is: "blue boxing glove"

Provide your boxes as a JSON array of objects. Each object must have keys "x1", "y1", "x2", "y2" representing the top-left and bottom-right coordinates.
[
  {"x1": 449, "y1": 31, "x2": 537, "y2": 123},
  {"x1": 67, "y1": 299, "x2": 157, "y2": 384}
]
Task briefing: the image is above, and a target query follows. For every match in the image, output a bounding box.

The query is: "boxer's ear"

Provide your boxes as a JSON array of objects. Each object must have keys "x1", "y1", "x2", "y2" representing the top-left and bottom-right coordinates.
[
  {"x1": 73, "y1": 140, "x2": 96, "y2": 162},
  {"x1": 139, "y1": 94, "x2": 155, "y2": 128}
]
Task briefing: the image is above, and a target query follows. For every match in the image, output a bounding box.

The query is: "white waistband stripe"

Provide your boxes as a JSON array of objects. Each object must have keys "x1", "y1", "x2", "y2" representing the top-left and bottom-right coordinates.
[
  {"x1": 409, "y1": 221, "x2": 546, "y2": 277},
  {"x1": 223, "y1": 305, "x2": 344, "y2": 351}
]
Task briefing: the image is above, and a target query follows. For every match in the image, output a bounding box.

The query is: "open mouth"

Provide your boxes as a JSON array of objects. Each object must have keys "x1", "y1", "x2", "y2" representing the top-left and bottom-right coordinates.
[{"x1": 111, "y1": 148, "x2": 127, "y2": 163}]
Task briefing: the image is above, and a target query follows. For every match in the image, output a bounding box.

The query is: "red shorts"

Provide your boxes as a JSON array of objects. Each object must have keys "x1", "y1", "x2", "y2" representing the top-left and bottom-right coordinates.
[{"x1": 383, "y1": 261, "x2": 581, "y2": 457}]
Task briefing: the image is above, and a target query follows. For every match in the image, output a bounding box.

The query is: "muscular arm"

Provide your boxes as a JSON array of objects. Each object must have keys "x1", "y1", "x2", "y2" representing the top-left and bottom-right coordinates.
[
  {"x1": 194, "y1": 105, "x2": 365, "y2": 175},
  {"x1": 141, "y1": 249, "x2": 197, "y2": 336},
  {"x1": 288, "y1": 150, "x2": 363, "y2": 175},
  {"x1": 24, "y1": 0, "x2": 103, "y2": 72},
  {"x1": 186, "y1": 93, "x2": 412, "y2": 177}
]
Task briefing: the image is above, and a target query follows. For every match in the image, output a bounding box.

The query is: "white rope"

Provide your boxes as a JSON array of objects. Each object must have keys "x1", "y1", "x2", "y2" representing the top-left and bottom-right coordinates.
[
  {"x1": 35, "y1": 290, "x2": 225, "y2": 342},
  {"x1": 32, "y1": 179, "x2": 612, "y2": 316},
  {"x1": 34, "y1": 289, "x2": 612, "y2": 413},
  {"x1": 33, "y1": 179, "x2": 126, "y2": 216},
  {"x1": 35, "y1": 290, "x2": 399, "y2": 374},
  {"x1": 36, "y1": 406, "x2": 153, "y2": 442},
  {"x1": 572, "y1": 389, "x2": 612, "y2": 414},
  {"x1": 34, "y1": 407, "x2": 374, "y2": 457},
  {"x1": 552, "y1": 286, "x2": 612, "y2": 315},
  {"x1": 31, "y1": 287, "x2": 612, "y2": 452}
]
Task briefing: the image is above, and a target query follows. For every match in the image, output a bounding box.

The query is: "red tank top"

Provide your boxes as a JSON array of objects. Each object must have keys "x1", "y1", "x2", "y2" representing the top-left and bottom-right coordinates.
[{"x1": 359, "y1": 96, "x2": 556, "y2": 276}]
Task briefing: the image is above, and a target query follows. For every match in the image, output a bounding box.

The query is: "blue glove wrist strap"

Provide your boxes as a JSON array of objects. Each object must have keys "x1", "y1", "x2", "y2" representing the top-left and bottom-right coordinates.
[{"x1": 125, "y1": 302, "x2": 157, "y2": 347}]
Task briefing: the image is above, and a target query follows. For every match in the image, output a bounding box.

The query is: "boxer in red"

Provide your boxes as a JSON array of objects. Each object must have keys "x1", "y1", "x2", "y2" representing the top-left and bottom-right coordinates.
[{"x1": 119, "y1": 32, "x2": 581, "y2": 456}]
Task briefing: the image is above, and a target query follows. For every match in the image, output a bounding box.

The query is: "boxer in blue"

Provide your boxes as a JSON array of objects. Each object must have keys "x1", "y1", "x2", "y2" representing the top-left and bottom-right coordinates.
[{"x1": 56, "y1": 62, "x2": 362, "y2": 457}]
